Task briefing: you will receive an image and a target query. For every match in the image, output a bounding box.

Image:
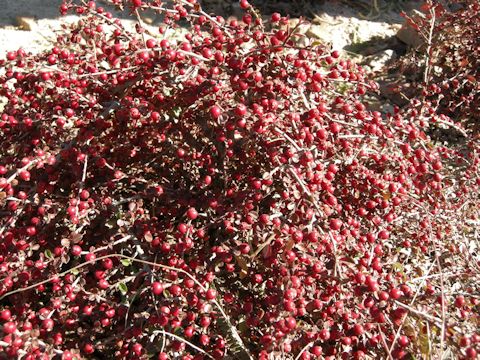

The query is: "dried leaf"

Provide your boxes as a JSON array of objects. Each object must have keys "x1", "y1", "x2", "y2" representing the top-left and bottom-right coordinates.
[
  {"x1": 70, "y1": 232, "x2": 83, "y2": 244},
  {"x1": 235, "y1": 255, "x2": 249, "y2": 279},
  {"x1": 128, "y1": 202, "x2": 137, "y2": 212},
  {"x1": 262, "y1": 244, "x2": 273, "y2": 259},
  {"x1": 144, "y1": 232, "x2": 153, "y2": 242},
  {"x1": 382, "y1": 191, "x2": 392, "y2": 201},
  {"x1": 285, "y1": 238, "x2": 295, "y2": 252}
]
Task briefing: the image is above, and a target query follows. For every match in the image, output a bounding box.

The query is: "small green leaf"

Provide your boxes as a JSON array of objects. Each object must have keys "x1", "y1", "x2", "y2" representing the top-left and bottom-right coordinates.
[
  {"x1": 45, "y1": 249, "x2": 53, "y2": 259},
  {"x1": 71, "y1": 268, "x2": 79, "y2": 276},
  {"x1": 172, "y1": 106, "x2": 181, "y2": 118},
  {"x1": 118, "y1": 282, "x2": 128, "y2": 295},
  {"x1": 392, "y1": 262, "x2": 404, "y2": 272},
  {"x1": 121, "y1": 258, "x2": 132, "y2": 267}
]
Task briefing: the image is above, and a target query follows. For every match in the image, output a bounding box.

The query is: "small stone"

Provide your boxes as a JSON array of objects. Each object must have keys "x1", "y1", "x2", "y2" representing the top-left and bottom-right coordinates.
[
  {"x1": 16, "y1": 17, "x2": 37, "y2": 31},
  {"x1": 143, "y1": 17, "x2": 154, "y2": 25},
  {"x1": 365, "y1": 49, "x2": 396, "y2": 73}
]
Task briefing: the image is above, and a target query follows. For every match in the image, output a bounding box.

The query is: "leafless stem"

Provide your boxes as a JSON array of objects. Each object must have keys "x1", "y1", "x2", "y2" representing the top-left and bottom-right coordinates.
[
  {"x1": 274, "y1": 127, "x2": 301, "y2": 152},
  {"x1": 83, "y1": 2, "x2": 133, "y2": 41},
  {"x1": 378, "y1": 324, "x2": 395, "y2": 360},
  {"x1": 134, "y1": 9, "x2": 147, "y2": 48},
  {"x1": 423, "y1": 2, "x2": 436, "y2": 84},
  {"x1": 151, "y1": 330, "x2": 215, "y2": 359},
  {"x1": 294, "y1": 341, "x2": 314, "y2": 360}
]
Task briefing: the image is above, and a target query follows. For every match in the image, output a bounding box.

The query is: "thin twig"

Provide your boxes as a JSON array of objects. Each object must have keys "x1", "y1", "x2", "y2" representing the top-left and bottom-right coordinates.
[
  {"x1": 378, "y1": 324, "x2": 395, "y2": 360},
  {"x1": 423, "y1": 2, "x2": 436, "y2": 84},
  {"x1": 274, "y1": 127, "x2": 301, "y2": 151},
  {"x1": 151, "y1": 330, "x2": 215, "y2": 359},
  {"x1": 294, "y1": 341, "x2": 314, "y2": 360},
  {"x1": 134, "y1": 8, "x2": 147, "y2": 48}
]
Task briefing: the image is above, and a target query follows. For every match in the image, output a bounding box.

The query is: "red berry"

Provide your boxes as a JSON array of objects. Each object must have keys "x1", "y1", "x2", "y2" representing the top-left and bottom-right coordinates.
[
  {"x1": 200, "y1": 316, "x2": 211, "y2": 328},
  {"x1": 3, "y1": 321, "x2": 16, "y2": 334},
  {"x1": 466, "y1": 347, "x2": 477, "y2": 359},
  {"x1": 146, "y1": 39, "x2": 156, "y2": 48},
  {"x1": 390, "y1": 288, "x2": 402, "y2": 299},
  {"x1": 205, "y1": 288, "x2": 217, "y2": 300},
  {"x1": 170, "y1": 284, "x2": 182, "y2": 297},
  {"x1": 239, "y1": 0, "x2": 249, "y2": 9},
  {"x1": 71, "y1": 245, "x2": 82, "y2": 256},
  {"x1": 329, "y1": 218, "x2": 342, "y2": 231},
  {"x1": 235, "y1": 104, "x2": 247, "y2": 116},
  {"x1": 98, "y1": 279, "x2": 109, "y2": 289},
  {"x1": 353, "y1": 324, "x2": 364, "y2": 336},
  {"x1": 80, "y1": 189, "x2": 90, "y2": 199},
  {"x1": 378, "y1": 230, "x2": 390, "y2": 240},
  {"x1": 184, "y1": 326, "x2": 195, "y2": 338},
  {"x1": 6, "y1": 51, "x2": 16, "y2": 61},
  {"x1": 47, "y1": 55, "x2": 57, "y2": 65},
  {"x1": 83, "y1": 305, "x2": 93, "y2": 316},
  {"x1": 285, "y1": 317, "x2": 296, "y2": 330},
  {"x1": 132, "y1": 343, "x2": 143, "y2": 355},
  {"x1": 186, "y1": 207, "x2": 198, "y2": 220},
  {"x1": 152, "y1": 282, "x2": 164, "y2": 295},
  {"x1": 455, "y1": 296, "x2": 465, "y2": 308},
  {"x1": 271, "y1": 12, "x2": 281, "y2": 22},
  {"x1": 19, "y1": 170, "x2": 30, "y2": 181},
  {"x1": 0, "y1": 310, "x2": 11, "y2": 321},
  {"x1": 319, "y1": 329, "x2": 330, "y2": 340},
  {"x1": 398, "y1": 335, "x2": 409, "y2": 347},
  {"x1": 42, "y1": 318, "x2": 54, "y2": 331},
  {"x1": 83, "y1": 343, "x2": 94, "y2": 354},
  {"x1": 210, "y1": 106, "x2": 222, "y2": 118}
]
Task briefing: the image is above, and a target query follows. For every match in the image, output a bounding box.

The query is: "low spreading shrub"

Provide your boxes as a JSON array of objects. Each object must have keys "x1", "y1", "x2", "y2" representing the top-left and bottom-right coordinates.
[
  {"x1": 395, "y1": 0, "x2": 480, "y2": 133},
  {"x1": 0, "y1": 0, "x2": 479, "y2": 359}
]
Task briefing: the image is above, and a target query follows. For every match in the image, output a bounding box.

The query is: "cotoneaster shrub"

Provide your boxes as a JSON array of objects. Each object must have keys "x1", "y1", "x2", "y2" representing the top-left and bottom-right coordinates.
[
  {"x1": 0, "y1": 0, "x2": 479, "y2": 359},
  {"x1": 395, "y1": 0, "x2": 480, "y2": 133}
]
